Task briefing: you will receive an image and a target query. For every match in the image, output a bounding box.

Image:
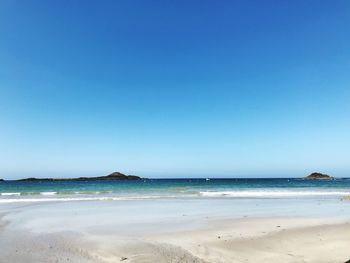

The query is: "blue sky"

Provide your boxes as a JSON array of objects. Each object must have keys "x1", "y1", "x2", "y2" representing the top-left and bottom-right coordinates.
[{"x1": 1, "y1": 0, "x2": 349, "y2": 179}]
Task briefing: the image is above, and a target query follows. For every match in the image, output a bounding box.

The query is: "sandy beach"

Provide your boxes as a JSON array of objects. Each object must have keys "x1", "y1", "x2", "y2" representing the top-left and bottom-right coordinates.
[{"x1": 1, "y1": 200, "x2": 349, "y2": 263}]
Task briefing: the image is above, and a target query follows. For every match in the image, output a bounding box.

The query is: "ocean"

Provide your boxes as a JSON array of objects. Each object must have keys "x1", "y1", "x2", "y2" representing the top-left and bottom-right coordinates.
[{"x1": 1, "y1": 178, "x2": 350, "y2": 203}]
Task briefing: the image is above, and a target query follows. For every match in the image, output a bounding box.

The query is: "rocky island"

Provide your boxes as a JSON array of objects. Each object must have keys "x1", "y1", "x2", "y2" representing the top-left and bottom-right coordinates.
[
  {"x1": 14, "y1": 172, "x2": 142, "y2": 182},
  {"x1": 304, "y1": 172, "x2": 334, "y2": 180}
]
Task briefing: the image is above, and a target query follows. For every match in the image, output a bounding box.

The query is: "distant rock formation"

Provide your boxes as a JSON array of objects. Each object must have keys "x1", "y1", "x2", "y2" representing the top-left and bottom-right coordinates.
[
  {"x1": 0, "y1": 179, "x2": 4, "y2": 182},
  {"x1": 304, "y1": 172, "x2": 334, "y2": 180},
  {"x1": 15, "y1": 171, "x2": 142, "y2": 182}
]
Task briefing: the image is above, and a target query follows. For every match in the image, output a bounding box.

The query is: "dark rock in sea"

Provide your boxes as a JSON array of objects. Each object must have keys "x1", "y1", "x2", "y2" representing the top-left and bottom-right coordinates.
[
  {"x1": 0, "y1": 178, "x2": 4, "y2": 182},
  {"x1": 76, "y1": 172, "x2": 141, "y2": 181},
  {"x1": 304, "y1": 172, "x2": 334, "y2": 180},
  {"x1": 16, "y1": 172, "x2": 142, "y2": 182}
]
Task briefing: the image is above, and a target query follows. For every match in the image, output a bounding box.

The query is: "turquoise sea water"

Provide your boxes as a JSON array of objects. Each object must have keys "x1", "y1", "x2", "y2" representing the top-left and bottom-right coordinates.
[{"x1": 1, "y1": 178, "x2": 350, "y2": 203}]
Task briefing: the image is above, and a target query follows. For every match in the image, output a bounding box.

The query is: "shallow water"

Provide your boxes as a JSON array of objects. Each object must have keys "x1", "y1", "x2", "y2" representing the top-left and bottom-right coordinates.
[{"x1": 1, "y1": 178, "x2": 350, "y2": 202}]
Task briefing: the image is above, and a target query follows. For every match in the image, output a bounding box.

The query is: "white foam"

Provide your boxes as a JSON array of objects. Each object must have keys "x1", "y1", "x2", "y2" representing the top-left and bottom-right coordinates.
[
  {"x1": 1, "y1": 191, "x2": 349, "y2": 203},
  {"x1": 0, "y1": 197, "x2": 130, "y2": 203},
  {"x1": 0, "y1": 195, "x2": 180, "y2": 203},
  {"x1": 200, "y1": 190, "x2": 350, "y2": 198},
  {"x1": 1, "y1": 192, "x2": 21, "y2": 196},
  {"x1": 40, "y1": 192, "x2": 57, "y2": 196}
]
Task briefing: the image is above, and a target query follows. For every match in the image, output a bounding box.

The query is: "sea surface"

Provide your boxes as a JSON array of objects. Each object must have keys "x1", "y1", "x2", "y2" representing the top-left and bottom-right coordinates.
[{"x1": 1, "y1": 178, "x2": 350, "y2": 203}]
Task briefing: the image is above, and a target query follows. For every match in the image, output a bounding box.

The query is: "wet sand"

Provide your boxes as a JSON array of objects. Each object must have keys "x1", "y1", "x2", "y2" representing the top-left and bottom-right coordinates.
[{"x1": 0, "y1": 201, "x2": 350, "y2": 263}]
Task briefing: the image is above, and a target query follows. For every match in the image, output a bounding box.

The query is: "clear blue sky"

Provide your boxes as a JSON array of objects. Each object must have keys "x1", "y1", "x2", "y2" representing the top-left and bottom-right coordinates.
[{"x1": 1, "y1": 0, "x2": 349, "y2": 179}]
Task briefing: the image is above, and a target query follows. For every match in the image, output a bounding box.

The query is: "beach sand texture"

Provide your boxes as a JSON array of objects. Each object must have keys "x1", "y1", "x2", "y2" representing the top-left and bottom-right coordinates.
[{"x1": 1, "y1": 201, "x2": 350, "y2": 263}]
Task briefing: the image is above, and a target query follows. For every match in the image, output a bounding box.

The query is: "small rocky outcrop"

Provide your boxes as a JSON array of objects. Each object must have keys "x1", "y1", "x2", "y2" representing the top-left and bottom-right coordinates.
[
  {"x1": 304, "y1": 172, "x2": 334, "y2": 180},
  {"x1": 75, "y1": 172, "x2": 141, "y2": 181}
]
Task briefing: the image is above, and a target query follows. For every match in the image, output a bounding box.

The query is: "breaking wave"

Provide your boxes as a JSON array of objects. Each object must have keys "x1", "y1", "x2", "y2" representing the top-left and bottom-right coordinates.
[{"x1": 199, "y1": 190, "x2": 350, "y2": 198}]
